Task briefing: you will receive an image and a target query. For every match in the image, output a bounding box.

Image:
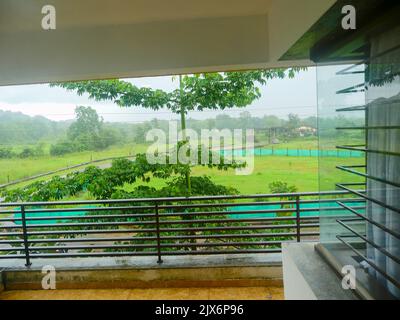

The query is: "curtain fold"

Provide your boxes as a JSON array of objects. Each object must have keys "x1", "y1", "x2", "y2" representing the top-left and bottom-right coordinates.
[
  {"x1": 367, "y1": 100, "x2": 400, "y2": 298},
  {"x1": 366, "y1": 27, "x2": 400, "y2": 298}
]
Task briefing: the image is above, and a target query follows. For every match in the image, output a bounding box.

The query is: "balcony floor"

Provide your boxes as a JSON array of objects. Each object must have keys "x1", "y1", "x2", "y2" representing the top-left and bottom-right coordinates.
[{"x1": 0, "y1": 286, "x2": 283, "y2": 300}]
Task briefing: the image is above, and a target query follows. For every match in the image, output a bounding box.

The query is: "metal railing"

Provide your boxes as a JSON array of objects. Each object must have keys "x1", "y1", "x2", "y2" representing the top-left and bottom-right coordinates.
[{"x1": 0, "y1": 190, "x2": 362, "y2": 266}]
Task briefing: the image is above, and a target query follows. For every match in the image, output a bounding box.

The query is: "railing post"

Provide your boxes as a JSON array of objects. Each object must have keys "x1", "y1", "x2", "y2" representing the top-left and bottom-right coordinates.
[
  {"x1": 295, "y1": 195, "x2": 301, "y2": 242},
  {"x1": 155, "y1": 202, "x2": 163, "y2": 264},
  {"x1": 20, "y1": 205, "x2": 31, "y2": 267}
]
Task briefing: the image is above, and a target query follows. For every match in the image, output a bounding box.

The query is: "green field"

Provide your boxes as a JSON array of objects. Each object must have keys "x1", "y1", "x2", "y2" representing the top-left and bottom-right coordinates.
[
  {"x1": 0, "y1": 143, "x2": 148, "y2": 185},
  {"x1": 1, "y1": 138, "x2": 364, "y2": 196},
  {"x1": 120, "y1": 156, "x2": 362, "y2": 194}
]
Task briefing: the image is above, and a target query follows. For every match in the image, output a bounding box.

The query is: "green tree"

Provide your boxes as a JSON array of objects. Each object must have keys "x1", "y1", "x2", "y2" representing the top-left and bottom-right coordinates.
[
  {"x1": 68, "y1": 106, "x2": 103, "y2": 149},
  {"x1": 51, "y1": 106, "x2": 119, "y2": 155},
  {"x1": 264, "y1": 115, "x2": 282, "y2": 128},
  {"x1": 287, "y1": 113, "x2": 301, "y2": 137},
  {"x1": 52, "y1": 68, "x2": 303, "y2": 192},
  {"x1": 268, "y1": 181, "x2": 298, "y2": 217}
]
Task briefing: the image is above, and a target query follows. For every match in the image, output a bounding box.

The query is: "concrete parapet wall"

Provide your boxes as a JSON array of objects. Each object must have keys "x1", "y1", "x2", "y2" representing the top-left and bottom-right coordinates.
[{"x1": 1, "y1": 254, "x2": 282, "y2": 290}]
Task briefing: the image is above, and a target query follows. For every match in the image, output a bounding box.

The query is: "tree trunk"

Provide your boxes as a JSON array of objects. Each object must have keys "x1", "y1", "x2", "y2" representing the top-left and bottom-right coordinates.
[{"x1": 179, "y1": 75, "x2": 191, "y2": 194}]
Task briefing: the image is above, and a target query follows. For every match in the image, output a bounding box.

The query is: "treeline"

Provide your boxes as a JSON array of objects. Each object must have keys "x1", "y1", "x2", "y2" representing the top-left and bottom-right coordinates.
[
  {"x1": 0, "y1": 110, "x2": 69, "y2": 144},
  {"x1": 0, "y1": 108, "x2": 364, "y2": 158},
  {"x1": 130, "y1": 112, "x2": 363, "y2": 143},
  {"x1": 50, "y1": 106, "x2": 122, "y2": 155},
  {"x1": 130, "y1": 112, "x2": 317, "y2": 143},
  {"x1": 0, "y1": 144, "x2": 45, "y2": 159}
]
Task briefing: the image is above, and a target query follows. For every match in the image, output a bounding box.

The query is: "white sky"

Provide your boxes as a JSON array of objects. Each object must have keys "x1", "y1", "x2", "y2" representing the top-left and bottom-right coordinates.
[{"x1": 0, "y1": 68, "x2": 317, "y2": 123}]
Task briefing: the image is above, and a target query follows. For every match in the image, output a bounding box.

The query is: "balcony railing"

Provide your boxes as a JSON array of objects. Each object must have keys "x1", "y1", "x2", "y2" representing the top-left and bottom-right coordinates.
[{"x1": 0, "y1": 190, "x2": 363, "y2": 266}]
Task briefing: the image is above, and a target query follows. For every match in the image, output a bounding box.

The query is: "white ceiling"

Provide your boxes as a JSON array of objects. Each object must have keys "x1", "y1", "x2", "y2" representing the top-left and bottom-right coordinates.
[
  {"x1": 0, "y1": 0, "x2": 335, "y2": 85},
  {"x1": 0, "y1": 0, "x2": 273, "y2": 32}
]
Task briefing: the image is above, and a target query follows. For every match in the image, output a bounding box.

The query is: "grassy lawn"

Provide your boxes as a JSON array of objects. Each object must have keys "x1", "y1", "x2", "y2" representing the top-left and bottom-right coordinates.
[
  {"x1": 121, "y1": 155, "x2": 363, "y2": 194},
  {"x1": 2, "y1": 140, "x2": 364, "y2": 196},
  {"x1": 0, "y1": 143, "x2": 148, "y2": 185}
]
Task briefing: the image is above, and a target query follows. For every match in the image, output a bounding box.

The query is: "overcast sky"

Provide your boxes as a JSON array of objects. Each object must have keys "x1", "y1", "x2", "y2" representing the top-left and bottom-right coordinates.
[{"x1": 0, "y1": 68, "x2": 317, "y2": 123}]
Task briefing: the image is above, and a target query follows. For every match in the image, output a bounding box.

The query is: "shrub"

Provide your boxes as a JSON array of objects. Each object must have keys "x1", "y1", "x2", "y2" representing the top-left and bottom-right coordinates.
[
  {"x1": 18, "y1": 147, "x2": 36, "y2": 158},
  {"x1": 50, "y1": 141, "x2": 77, "y2": 156},
  {"x1": 0, "y1": 147, "x2": 14, "y2": 158}
]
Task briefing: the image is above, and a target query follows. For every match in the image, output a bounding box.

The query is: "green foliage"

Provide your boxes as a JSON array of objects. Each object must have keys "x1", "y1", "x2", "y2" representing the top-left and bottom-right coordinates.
[
  {"x1": 2, "y1": 150, "x2": 243, "y2": 202},
  {"x1": 0, "y1": 110, "x2": 69, "y2": 145},
  {"x1": 49, "y1": 141, "x2": 76, "y2": 156},
  {"x1": 268, "y1": 181, "x2": 298, "y2": 217},
  {"x1": 0, "y1": 145, "x2": 44, "y2": 159},
  {"x1": 50, "y1": 106, "x2": 119, "y2": 155},
  {"x1": 51, "y1": 69, "x2": 304, "y2": 114},
  {"x1": 0, "y1": 147, "x2": 15, "y2": 159},
  {"x1": 268, "y1": 181, "x2": 298, "y2": 194}
]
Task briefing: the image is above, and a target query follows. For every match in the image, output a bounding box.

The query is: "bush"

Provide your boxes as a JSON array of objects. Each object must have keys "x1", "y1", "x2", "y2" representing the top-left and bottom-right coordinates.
[
  {"x1": 50, "y1": 141, "x2": 77, "y2": 156},
  {"x1": 268, "y1": 181, "x2": 298, "y2": 194},
  {"x1": 18, "y1": 147, "x2": 36, "y2": 158},
  {"x1": 0, "y1": 147, "x2": 14, "y2": 159}
]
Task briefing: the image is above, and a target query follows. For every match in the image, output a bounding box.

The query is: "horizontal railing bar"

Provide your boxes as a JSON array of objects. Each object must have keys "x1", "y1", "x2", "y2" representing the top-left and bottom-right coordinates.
[
  {"x1": 22, "y1": 220, "x2": 157, "y2": 229},
  {"x1": 0, "y1": 199, "x2": 361, "y2": 219},
  {"x1": 337, "y1": 219, "x2": 400, "y2": 265},
  {"x1": 0, "y1": 239, "x2": 25, "y2": 244},
  {"x1": 0, "y1": 197, "x2": 361, "y2": 217},
  {"x1": 1, "y1": 249, "x2": 283, "y2": 259},
  {"x1": 337, "y1": 165, "x2": 400, "y2": 188},
  {"x1": 0, "y1": 236, "x2": 157, "y2": 244},
  {"x1": 159, "y1": 241, "x2": 287, "y2": 248},
  {"x1": 22, "y1": 252, "x2": 161, "y2": 258},
  {"x1": 26, "y1": 228, "x2": 156, "y2": 236},
  {"x1": 0, "y1": 190, "x2": 352, "y2": 207},
  {"x1": 0, "y1": 213, "x2": 156, "y2": 222},
  {"x1": 28, "y1": 244, "x2": 158, "y2": 251},
  {"x1": 336, "y1": 145, "x2": 400, "y2": 157},
  {"x1": 162, "y1": 212, "x2": 320, "y2": 220},
  {"x1": 155, "y1": 199, "x2": 359, "y2": 210},
  {"x1": 336, "y1": 105, "x2": 366, "y2": 112},
  {"x1": 0, "y1": 217, "x2": 23, "y2": 222},
  {"x1": 337, "y1": 183, "x2": 400, "y2": 214},
  {"x1": 0, "y1": 231, "x2": 318, "y2": 245},
  {"x1": 336, "y1": 201, "x2": 400, "y2": 240},
  {"x1": 158, "y1": 202, "x2": 296, "y2": 210},
  {"x1": 0, "y1": 210, "x2": 19, "y2": 215},
  {"x1": 337, "y1": 235, "x2": 400, "y2": 290},
  {"x1": 18, "y1": 223, "x2": 319, "y2": 236},
  {"x1": 2, "y1": 218, "x2": 321, "y2": 230},
  {"x1": 160, "y1": 231, "x2": 318, "y2": 240},
  {"x1": 157, "y1": 217, "x2": 319, "y2": 226},
  {"x1": 0, "y1": 205, "x2": 360, "y2": 223},
  {"x1": 160, "y1": 249, "x2": 282, "y2": 255},
  {"x1": 336, "y1": 125, "x2": 400, "y2": 130},
  {"x1": 0, "y1": 225, "x2": 23, "y2": 229},
  {"x1": 157, "y1": 224, "x2": 319, "y2": 233},
  {"x1": 23, "y1": 206, "x2": 156, "y2": 214},
  {"x1": 158, "y1": 204, "x2": 362, "y2": 217},
  {"x1": 0, "y1": 247, "x2": 25, "y2": 252},
  {"x1": 0, "y1": 232, "x2": 23, "y2": 237},
  {"x1": 0, "y1": 254, "x2": 27, "y2": 259},
  {"x1": 24, "y1": 241, "x2": 289, "y2": 252}
]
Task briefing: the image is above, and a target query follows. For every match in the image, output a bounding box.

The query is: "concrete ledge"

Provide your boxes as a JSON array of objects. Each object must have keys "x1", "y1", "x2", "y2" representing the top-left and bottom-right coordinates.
[
  {"x1": 1, "y1": 254, "x2": 282, "y2": 290},
  {"x1": 282, "y1": 243, "x2": 357, "y2": 300}
]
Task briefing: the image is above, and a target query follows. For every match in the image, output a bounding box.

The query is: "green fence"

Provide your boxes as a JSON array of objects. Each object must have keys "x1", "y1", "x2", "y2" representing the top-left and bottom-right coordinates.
[{"x1": 221, "y1": 148, "x2": 363, "y2": 158}]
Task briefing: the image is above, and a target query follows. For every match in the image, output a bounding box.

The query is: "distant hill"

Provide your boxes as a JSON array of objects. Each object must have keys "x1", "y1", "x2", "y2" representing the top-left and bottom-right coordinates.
[{"x1": 0, "y1": 110, "x2": 70, "y2": 145}]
